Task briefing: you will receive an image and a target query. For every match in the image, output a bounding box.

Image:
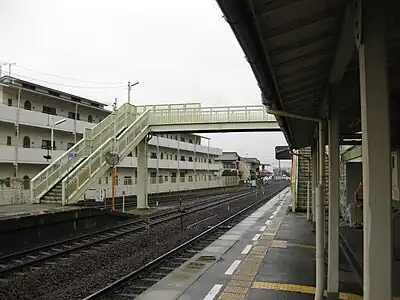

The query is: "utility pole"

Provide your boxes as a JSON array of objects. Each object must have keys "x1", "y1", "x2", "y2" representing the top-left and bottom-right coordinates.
[
  {"x1": 2, "y1": 62, "x2": 16, "y2": 77},
  {"x1": 127, "y1": 81, "x2": 139, "y2": 104},
  {"x1": 113, "y1": 98, "x2": 117, "y2": 112}
]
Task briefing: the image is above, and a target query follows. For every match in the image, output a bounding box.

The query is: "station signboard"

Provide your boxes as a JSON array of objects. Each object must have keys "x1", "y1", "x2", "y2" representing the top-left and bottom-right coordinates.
[{"x1": 275, "y1": 146, "x2": 292, "y2": 160}]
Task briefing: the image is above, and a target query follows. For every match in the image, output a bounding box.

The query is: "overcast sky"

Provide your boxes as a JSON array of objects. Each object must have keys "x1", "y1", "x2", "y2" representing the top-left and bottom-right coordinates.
[{"x1": 0, "y1": 0, "x2": 289, "y2": 167}]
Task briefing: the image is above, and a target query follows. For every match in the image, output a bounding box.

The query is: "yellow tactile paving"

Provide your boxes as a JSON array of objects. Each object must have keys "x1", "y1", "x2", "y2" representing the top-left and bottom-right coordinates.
[
  {"x1": 252, "y1": 281, "x2": 363, "y2": 300},
  {"x1": 227, "y1": 279, "x2": 253, "y2": 288},
  {"x1": 218, "y1": 292, "x2": 246, "y2": 300},
  {"x1": 232, "y1": 273, "x2": 256, "y2": 281},
  {"x1": 223, "y1": 285, "x2": 249, "y2": 294}
]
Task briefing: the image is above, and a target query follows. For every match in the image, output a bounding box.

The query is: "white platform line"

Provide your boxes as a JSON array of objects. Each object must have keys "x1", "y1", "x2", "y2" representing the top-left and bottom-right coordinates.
[
  {"x1": 265, "y1": 220, "x2": 271, "y2": 225},
  {"x1": 252, "y1": 233, "x2": 261, "y2": 241},
  {"x1": 241, "y1": 244, "x2": 252, "y2": 254},
  {"x1": 259, "y1": 225, "x2": 267, "y2": 232},
  {"x1": 203, "y1": 284, "x2": 223, "y2": 300},
  {"x1": 225, "y1": 260, "x2": 241, "y2": 275}
]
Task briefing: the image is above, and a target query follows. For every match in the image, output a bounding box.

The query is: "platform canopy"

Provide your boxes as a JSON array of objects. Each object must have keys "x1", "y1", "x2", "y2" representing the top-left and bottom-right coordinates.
[{"x1": 217, "y1": 0, "x2": 400, "y2": 149}]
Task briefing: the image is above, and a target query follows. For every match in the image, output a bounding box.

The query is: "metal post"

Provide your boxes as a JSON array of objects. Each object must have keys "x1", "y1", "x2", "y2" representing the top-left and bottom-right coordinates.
[
  {"x1": 306, "y1": 159, "x2": 311, "y2": 221},
  {"x1": 177, "y1": 133, "x2": 180, "y2": 191},
  {"x1": 207, "y1": 139, "x2": 210, "y2": 188},
  {"x1": 327, "y1": 96, "x2": 340, "y2": 300},
  {"x1": 74, "y1": 104, "x2": 78, "y2": 144},
  {"x1": 128, "y1": 81, "x2": 131, "y2": 104},
  {"x1": 127, "y1": 81, "x2": 139, "y2": 104},
  {"x1": 312, "y1": 140, "x2": 318, "y2": 223},
  {"x1": 156, "y1": 135, "x2": 159, "y2": 194},
  {"x1": 50, "y1": 126, "x2": 54, "y2": 162},
  {"x1": 278, "y1": 159, "x2": 281, "y2": 179},
  {"x1": 359, "y1": 1, "x2": 392, "y2": 298},
  {"x1": 111, "y1": 166, "x2": 116, "y2": 212},
  {"x1": 122, "y1": 192, "x2": 125, "y2": 212},
  {"x1": 315, "y1": 120, "x2": 325, "y2": 300}
]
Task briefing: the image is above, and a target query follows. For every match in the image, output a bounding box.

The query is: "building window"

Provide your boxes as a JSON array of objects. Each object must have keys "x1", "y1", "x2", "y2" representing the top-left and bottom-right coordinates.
[
  {"x1": 135, "y1": 147, "x2": 138, "y2": 157},
  {"x1": 7, "y1": 99, "x2": 12, "y2": 106},
  {"x1": 24, "y1": 101, "x2": 31, "y2": 110},
  {"x1": 88, "y1": 115, "x2": 93, "y2": 123},
  {"x1": 128, "y1": 152, "x2": 133, "y2": 157},
  {"x1": 6, "y1": 136, "x2": 11, "y2": 146},
  {"x1": 158, "y1": 175, "x2": 163, "y2": 183},
  {"x1": 23, "y1": 136, "x2": 31, "y2": 148},
  {"x1": 180, "y1": 156, "x2": 185, "y2": 161},
  {"x1": 208, "y1": 158, "x2": 212, "y2": 163},
  {"x1": 174, "y1": 154, "x2": 178, "y2": 161},
  {"x1": 41, "y1": 140, "x2": 55, "y2": 150},
  {"x1": 124, "y1": 176, "x2": 132, "y2": 185},
  {"x1": 150, "y1": 152, "x2": 157, "y2": 159},
  {"x1": 150, "y1": 172, "x2": 157, "y2": 184},
  {"x1": 180, "y1": 137, "x2": 185, "y2": 142},
  {"x1": 188, "y1": 176, "x2": 193, "y2": 182},
  {"x1": 171, "y1": 172, "x2": 177, "y2": 183},
  {"x1": 23, "y1": 175, "x2": 30, "y2": 190},
  {"x1": 160, "y1": 152, "x2": 164, "y2": 159},
  {"x1": 105, "y1": 177, "x2": 109, "y2": 184},
  {"x1": 209, "y1": 175, "x2": 212, "y2": 181},
  {"x1": 189, "y1": 139, "x2": 193, "y2": 144},
  {"x1": 67, "y1": 142, "x2": 75, "y2": 150},
  {"x1": 98, "y1": 177, "x2": 102, "y2": 184},
  {"x1": 164, "y1": 175, "x2": 168, "y2": 182},
  {"x1": 43, "y1": 106, "x2": 57, "y2": 115},
  {"x1": 174, "y1": 135, "x2": 178, "y2": 140},
  {"x1": 188, "y1": 156, "x2": 193, "y2": 162},
  {"x1": 180, "y1": 172, "x2": 185, "y2": 183},
  {"x1": 68, "y1": 111, "x2": 80, "y2": 120},
  {"x1": 5, "y1": 178, "x2": 11, "y2": 187}
]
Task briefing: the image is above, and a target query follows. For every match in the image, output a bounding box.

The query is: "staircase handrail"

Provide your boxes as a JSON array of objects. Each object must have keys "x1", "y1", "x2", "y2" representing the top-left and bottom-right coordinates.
[
  {"x1": 149, "y1": 105, "x2": 276, "y2": 124},
  {"x1": 30, "y1": 139, "x2": 86, "y2": 203},
  {"x1": 61, "y1": 110, "x2": 151, "y2": 204}
]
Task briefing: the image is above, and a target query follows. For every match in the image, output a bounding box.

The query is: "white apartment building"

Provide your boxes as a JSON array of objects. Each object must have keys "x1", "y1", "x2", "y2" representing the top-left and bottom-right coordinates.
[{"x1": 0, "y1": 76, "x2": 230, "y2": 205}]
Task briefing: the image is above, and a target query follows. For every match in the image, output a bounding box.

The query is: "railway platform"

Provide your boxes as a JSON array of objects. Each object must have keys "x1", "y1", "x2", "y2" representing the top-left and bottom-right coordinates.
[
  {"x1": 0, "y1": 203, "x2": 82, "y2": 220},
  {"x1": 136, "y1": 188, "x2": 362, "y2": 300}
]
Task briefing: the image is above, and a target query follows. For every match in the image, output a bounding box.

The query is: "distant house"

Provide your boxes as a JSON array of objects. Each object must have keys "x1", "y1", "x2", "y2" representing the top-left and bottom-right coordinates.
[
  {"x1": 216, "y1": 153, "x2": 262, "y2": 181},
  {"x1": 216, "y1": 152, "x2": 240, "y2": 177}
]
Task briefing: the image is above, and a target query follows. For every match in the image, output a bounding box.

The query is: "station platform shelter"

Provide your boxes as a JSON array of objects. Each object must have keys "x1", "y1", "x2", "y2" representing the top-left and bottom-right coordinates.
[{"x1": 215, "y1": 0, "x2": 400, "y2": 299}]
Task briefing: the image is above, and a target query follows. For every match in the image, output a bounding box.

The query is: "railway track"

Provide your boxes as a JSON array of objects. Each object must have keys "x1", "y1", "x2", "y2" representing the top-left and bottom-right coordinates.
[
  {"x1": 0, "y1": 189, "x2": 256, "y2": 279},
  {"x1": 82, "y1": 186, "x2": 285, "y2": 300},
  {"x1": 85, "y1": 186, "x2": 250, "y2": 211}
]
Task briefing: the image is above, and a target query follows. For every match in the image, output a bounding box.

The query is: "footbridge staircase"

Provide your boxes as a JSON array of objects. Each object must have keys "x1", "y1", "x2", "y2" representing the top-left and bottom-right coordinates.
[{"x1": 30, "y1": 103, "x2": 280, "y2": 205}]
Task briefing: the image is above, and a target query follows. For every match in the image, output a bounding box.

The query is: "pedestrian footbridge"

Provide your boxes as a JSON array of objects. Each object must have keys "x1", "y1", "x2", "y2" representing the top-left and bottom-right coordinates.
[{"x1": 30, "y1": 103, "x2": 279, "y2": 205}]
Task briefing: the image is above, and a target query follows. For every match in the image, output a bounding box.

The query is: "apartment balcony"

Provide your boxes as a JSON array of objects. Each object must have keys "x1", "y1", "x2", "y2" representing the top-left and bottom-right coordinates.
[
  {"x1": 0, "y1": 145, "x2": 65, "y2": 164},
  {"x1": 150, "y1": 136, "x2": 222, "y2": 156},
  {"x1": 0, "y1": 144, "x2": 222, "y2": 170},
  {"x1": 119, "y1": 157, "x2": 221, "y2": 170},
  {"x1": 0, "y1": 104, "x2": 96, "y2": 134}
]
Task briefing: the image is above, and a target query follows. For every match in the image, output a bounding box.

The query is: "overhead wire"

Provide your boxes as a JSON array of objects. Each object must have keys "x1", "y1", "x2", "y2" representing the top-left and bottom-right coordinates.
[
  {"x1": 14, "y1": 64, "x2": 126, "y2": 85},
  {"x1": 12, "y1": 73, "x2": 126, "y2": 89}
]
